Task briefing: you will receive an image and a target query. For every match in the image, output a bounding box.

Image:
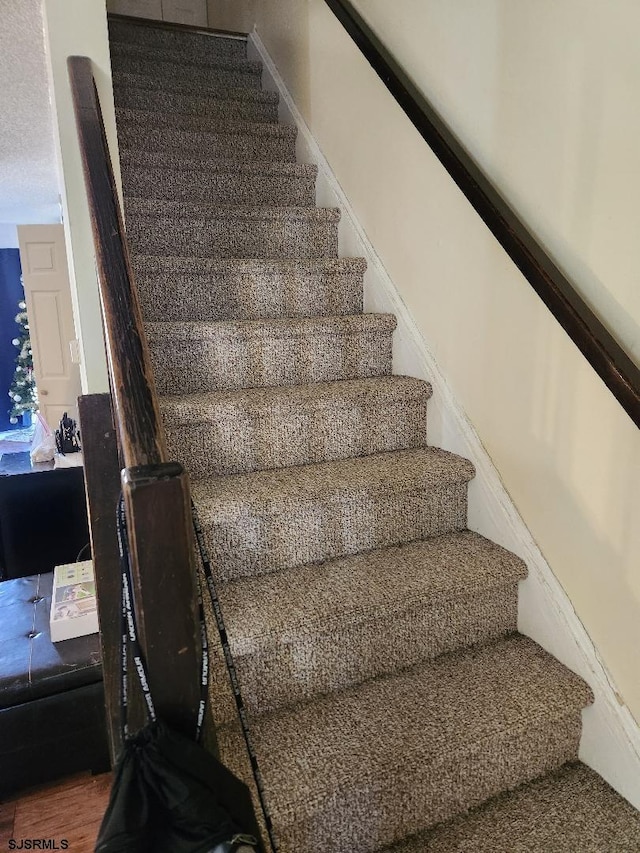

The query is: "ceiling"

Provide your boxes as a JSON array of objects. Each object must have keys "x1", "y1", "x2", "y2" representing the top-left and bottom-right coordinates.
[{"x1": 0, "y1": 0, "x2": 61, "y2": 228}]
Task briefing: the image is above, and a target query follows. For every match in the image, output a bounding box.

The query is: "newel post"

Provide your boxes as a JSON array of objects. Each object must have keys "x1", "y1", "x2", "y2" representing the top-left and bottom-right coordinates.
[{"x1": 121, "y1": 462, "x2": 202, "y2": 738}]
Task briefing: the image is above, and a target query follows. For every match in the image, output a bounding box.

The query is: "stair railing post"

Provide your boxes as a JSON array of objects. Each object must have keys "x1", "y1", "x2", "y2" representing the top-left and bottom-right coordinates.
[
  {"x1": 121, "y1": 462, "x2": 202, "y2": 737},
  {"x1": 78, "y1": 392, "x2": 126, "y2": 762}
]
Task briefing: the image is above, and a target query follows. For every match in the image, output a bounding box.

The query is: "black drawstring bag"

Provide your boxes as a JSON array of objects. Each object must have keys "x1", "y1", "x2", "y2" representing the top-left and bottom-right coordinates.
[
  {"x1": 94, "y1": 498, "x2": 265, "y2": 853},
  {"x1": 95, "y1": 721, "x2": 260, "y2": 853}
]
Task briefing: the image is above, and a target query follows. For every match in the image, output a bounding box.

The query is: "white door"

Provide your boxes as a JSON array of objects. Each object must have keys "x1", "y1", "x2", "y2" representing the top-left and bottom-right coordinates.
[
  {"x1": 162, "y1": 0, "x2": 207, "y2": 27},
  {"x1": 17, "y1": 225, "x2": 82, "y2": 432},
  {"x1": 107, "y1": 0, "x2": 163, "y2": 20}
]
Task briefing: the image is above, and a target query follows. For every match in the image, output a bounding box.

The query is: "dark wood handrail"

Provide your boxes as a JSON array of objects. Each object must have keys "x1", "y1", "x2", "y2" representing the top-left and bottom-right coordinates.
[
  {"x1": 68, "y1": 55, "x2": 167, "y2": 468},
  {"x1": 324, "y1": 0, "x2": 640, "y2": 429},
  {"x1": 68, "y1": 56, "x2": 202, "y2": 746}
]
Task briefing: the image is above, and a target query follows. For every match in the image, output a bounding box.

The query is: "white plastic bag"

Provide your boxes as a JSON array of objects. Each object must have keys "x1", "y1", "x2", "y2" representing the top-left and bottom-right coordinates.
[{"x1": 30, "y1": 412, "x2": 56, "y2": 463}]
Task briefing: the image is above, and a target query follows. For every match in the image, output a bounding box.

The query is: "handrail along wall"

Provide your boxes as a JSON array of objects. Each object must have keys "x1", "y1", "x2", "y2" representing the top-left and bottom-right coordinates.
[{"x1": 324, "y1": 0, "x2": 640, "y2": 430}]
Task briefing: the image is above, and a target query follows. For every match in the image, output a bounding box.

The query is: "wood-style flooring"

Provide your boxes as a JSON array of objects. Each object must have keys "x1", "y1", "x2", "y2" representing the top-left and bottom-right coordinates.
[{"x1": 0, "y1": 772, "x2": 111, "y2": 852}]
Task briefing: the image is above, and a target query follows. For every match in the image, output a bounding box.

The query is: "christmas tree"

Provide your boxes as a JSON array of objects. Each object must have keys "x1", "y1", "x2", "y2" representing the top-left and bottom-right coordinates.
[{"x1": 7, "y1": 297, "x2": 38, "y2": 424}]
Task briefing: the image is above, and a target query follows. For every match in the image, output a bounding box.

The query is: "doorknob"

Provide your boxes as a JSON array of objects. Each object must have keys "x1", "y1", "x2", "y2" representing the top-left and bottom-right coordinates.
[{"x1": 40, "y1": 389, "x2": 49, "y2": 396}]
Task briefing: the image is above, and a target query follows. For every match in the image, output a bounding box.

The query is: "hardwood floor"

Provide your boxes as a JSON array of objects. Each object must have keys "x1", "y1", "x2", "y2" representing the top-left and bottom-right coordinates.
[{"x1": 0, "y1": 772, "x2": 111, "y2": 852}]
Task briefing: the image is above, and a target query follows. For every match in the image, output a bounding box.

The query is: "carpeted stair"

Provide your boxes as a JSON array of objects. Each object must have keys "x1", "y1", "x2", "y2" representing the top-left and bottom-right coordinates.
[{"x1": 108, "y1": 15, "x2": 640, "y2": 852}]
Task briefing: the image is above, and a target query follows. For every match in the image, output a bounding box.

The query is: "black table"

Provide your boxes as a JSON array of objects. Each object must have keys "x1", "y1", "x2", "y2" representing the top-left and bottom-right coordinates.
[{"x1": 0, "y1": 453, "x2": 90, "y2": 581}]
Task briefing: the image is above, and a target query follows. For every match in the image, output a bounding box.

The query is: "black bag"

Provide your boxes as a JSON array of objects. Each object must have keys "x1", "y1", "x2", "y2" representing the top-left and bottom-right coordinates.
[
  {"x1": 95, "y1": 722, "x2": 260, "y2": 853},
  {"x1": 94, "y1": 499, "x2": 264, "y2": 853}
]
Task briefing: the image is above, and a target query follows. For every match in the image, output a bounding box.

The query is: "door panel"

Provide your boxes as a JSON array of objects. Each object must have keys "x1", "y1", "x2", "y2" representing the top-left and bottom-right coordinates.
[
  {"x1": 107, "y1": 0, "x2": 163, "y2": 20},
  {"x1": 107, "y1": 0, "x2": 207, "y2": 26},
  {"x1": 162, "y1": 0, "x2": 207, "y2": 27},
  {"x1": 17, "y1": 225, "x2": 82, "y2": 432},
  {"x1": 31, "y1": 292, "x2": 66, "y2": 376}
]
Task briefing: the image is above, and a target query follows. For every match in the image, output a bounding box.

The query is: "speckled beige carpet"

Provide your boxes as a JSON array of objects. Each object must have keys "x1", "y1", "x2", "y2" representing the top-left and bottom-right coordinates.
[{"x1": 109, "y1": 16, "x2": 640, "y2": 852}]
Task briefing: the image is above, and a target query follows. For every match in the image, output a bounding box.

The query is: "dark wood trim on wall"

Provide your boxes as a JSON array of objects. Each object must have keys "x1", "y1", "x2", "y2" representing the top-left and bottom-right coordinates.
[{"x1": 324, "y1": 0, "x2": 640, "y2": 430}]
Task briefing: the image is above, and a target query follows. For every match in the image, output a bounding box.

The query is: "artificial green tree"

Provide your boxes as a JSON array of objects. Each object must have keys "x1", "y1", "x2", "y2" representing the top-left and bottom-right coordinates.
[{"x1": 7, "y1": 299, "x2": 38, "y2": 424}]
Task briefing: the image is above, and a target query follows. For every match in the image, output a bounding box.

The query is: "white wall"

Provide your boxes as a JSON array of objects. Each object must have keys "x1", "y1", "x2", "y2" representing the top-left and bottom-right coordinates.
[
  {"x1": 208, "y1": 0, "x2": 640, "y2": 729},
  {"x1": 43, "y1": 0, "x2": 118, "y2": 394},
  {"x1": 0, "y1": 0, "x2": 60, "y2": 226}
]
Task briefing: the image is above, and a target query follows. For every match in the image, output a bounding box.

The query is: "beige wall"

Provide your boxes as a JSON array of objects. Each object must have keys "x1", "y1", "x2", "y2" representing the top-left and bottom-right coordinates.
[
  {"x1": 207, "y1": 0, "x2": 255, "y2": 32},
  {"x1": 209, "y1": 0, "x2": 640, "y2": 723},
  {"x1": 43, "y1": 0, "x2": 117, "y2": 393},
  {"x1": 350, "y1": 0, "x2": 640, "y2": 367}
]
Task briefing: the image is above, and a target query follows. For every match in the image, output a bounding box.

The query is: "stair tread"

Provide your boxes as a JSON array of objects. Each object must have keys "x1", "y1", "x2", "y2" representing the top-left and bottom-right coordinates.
[
  {"x1": 192, "y1": 446, "x2": 474, "y2": 508},
  {"x1": 117, "y1": 121, "x2": 297, "y2": 163},
  {"x1": 121, "y1": 158, "x2": 318, "y2": 178},
  {"x1": 219, "y1": 635, "x2": 592, "y2": 841},
  {"x1": 211, "y1": 530, "x2": 523, "y2": 717},
  {"x1": 146, "y1": 313, "x2": 396, "y2": 342},
  {"x1": 113, "y1": 69, "x2": 261, "y2": 97},
  {"x1": 133, "y1": 255, "x2": 367, "y2": 275},
  {"x1": 160, "y1": 375, "x2": 431, "y2": 421},
  {"x1": 382, "y1": 762, "x2": 640, "y2": 852},
  {"x1": 125, "y1": 198, "x2": 340, "y2": 221},
  {"x1": 116, "y1": 107, "x2": 284, "y2": 134},
  {"x1": 122, "y1": 162, "x2": 316, "y2": 206},
  {"x1": 108, "y1": 18, "x2": 247, "y2": 60},
  {"x1": 148, "y1": 314, "x2": 392, "y2": 395},
  {"x1": 113, "y1": 86, "x2": 277, "y2": 124},
  {"x1": 221, "y1": 531, "x2": 526, "y2": 652},
  {"x1": 162, "y1": 376, "x2": 429, "y2": 478},
  {"x1": 109, "y1": 38, "x2": 248, "y2": 69},
  {"x1": 135, "y1": 256, "x2": 365, "y2": 323},
  {"x1": 113, "y1": 81, "x2": 278, "y2": 104},
  {"x1": 116, "y1": 110, "x2": 297, "y2": 137},
  {"x1": 110, "y1": 53, "x2": 262, "y2": 76}
]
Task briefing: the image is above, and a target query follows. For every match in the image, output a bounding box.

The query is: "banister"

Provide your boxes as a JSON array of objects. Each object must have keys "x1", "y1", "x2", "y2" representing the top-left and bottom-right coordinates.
[
  {"x1": 68, "y1": 54, "x2": 167, "y2": 468},
  {"x1": 68, "y1": 55, "x2": 202, "y2": 746},
  {"x1": 324, "y1": 0, "x2": 640, "y2": 430}
]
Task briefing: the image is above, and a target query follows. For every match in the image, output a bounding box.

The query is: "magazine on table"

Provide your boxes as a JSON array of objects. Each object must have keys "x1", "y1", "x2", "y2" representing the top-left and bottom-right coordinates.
[{"x1": 50, "y1": 559, "x2": 98, "y2": 642}]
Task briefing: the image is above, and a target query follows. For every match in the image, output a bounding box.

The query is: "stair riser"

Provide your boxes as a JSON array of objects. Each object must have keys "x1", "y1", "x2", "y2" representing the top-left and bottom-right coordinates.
[
  {"x1": 122, "y1": 168, "x2": 316, "y2": 206},
  {"x1": 260, "y1": 712, "x2": 584, "y2": 853},
  {"x1": 118, "y1": 126, "x2": 297, "y2": 162},
  {"x1": 165, "y1": 395, "x2": 428, "y2": 477},
  {"x1": 135, "y1": 269, "x2": 363, "y2": 322},
  {"x1": 114, "y1": 87, "x2": 278, "y2": 123},
  {"x1": 224, "y1": 586, "x2": 519, "y2": 721},
  {"x1": 150, "y1": 328, "x2": 393, "y2": 395},
  {"x1": 113, "y1": 70, "x2": 260, "y2": 99},
  {"x1": 113, "y1": 69, "x2": 261, "y2": 97},
  {"x1": 200, "y1": 483, "x2": 468, "y2": 582},
  {"x1": 110, "y1": 40, "x2": 247, "y2": 68},
  {"x1": 112, "y1": 58, "x2": 261, "y2": 91},
  {"x1": 127, "y1": 217, "x2": 338, "y2": 260},
  {"x1": 109, "y1": 22, "x2": 247, "y2": 62},
  {"x1": 116, "y1": 104, "x2": 289, "y2": 135}
]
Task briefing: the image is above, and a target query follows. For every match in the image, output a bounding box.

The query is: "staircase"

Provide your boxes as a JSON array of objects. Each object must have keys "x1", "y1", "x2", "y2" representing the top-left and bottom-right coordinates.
[{"x1": 107, "y1": 16, "x2": 640, "y2": 852}]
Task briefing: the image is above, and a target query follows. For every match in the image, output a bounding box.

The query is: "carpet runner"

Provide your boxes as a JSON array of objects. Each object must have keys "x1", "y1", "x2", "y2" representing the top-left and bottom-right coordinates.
[{"x1": 108, "y1": 16, "x2": 640, "y2": 852}]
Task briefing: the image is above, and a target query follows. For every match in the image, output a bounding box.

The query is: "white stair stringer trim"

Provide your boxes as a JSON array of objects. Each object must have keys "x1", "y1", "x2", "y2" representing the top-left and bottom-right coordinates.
[{"x1": 248, "y1": 29, "x2": 640, "y2": 810}]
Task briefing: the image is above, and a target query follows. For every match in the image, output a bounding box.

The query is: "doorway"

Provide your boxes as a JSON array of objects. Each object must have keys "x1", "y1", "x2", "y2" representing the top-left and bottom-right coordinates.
[{"x1": 0, "y1": 249, "x2": 29, "y2": 434}]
